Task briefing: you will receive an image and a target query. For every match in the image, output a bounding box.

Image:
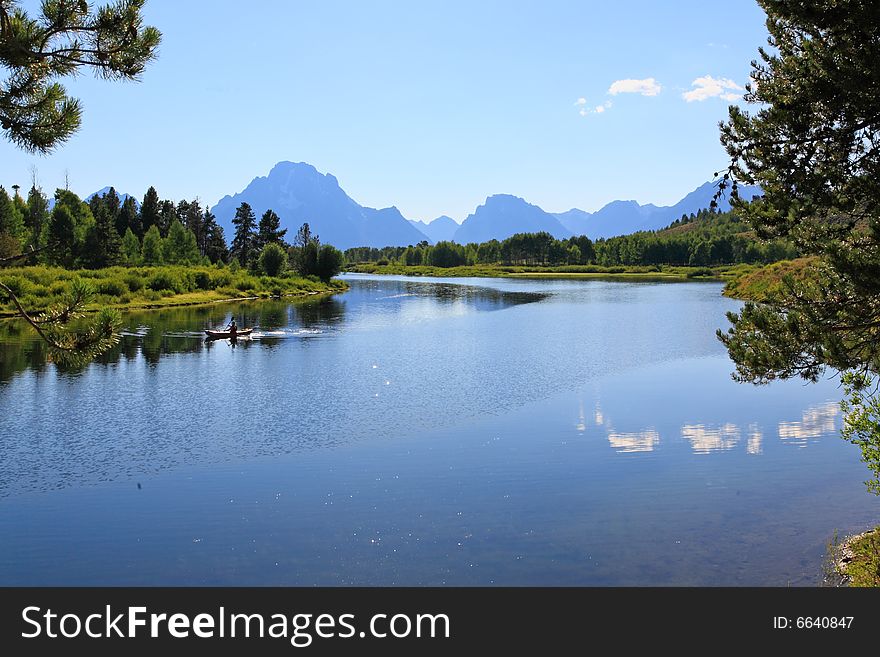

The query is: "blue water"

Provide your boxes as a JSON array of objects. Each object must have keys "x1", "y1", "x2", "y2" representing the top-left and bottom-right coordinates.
[{"x1": 0, "y1": 274, "x2": 876, "y2": 585}]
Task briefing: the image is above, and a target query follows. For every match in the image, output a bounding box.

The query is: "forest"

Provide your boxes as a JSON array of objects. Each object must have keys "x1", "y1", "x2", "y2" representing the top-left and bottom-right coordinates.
[{"x1": 343, "y1": 209, "x2": 798, "y2": 268}]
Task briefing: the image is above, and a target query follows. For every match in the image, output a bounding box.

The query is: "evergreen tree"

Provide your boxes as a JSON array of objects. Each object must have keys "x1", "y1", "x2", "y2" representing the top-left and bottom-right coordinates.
[
  {"x1": 46, "y1": 205, "x2": 77, "y2": 268},
  {"x1": 141, "y1": 225, "x2": 163, "y2": 265},
  {"x1": 122, "y1": 228, "x2": 141, "y2": 265},
  {"x1": 158, "y1": 199, "x2": 176, "y2": 236},
  {"x1": 83, "y1": 201, "x2": 123, "y2": 268},
  {"x1": 140, "y1": 186, "x2": 161, "y2": 235},
  {"x1": 256, "y1": 209, "x2": 287, "y2": 250},
  {"x1": 0, "y1": 186, "x2": 24, "y2": 242},
  {"x1": 162, "y1": 219, "x2": 199, "y2": 264},
  {"x1": 102, "y1": 188, "x2": 122, "y2": 235},
  {"x1": 716, "y1": 0, "x2": 880, "y2": 491},
  {"x1": 118, "y1": 196, "x2": 141, "y2": 238},
  {"x1": 183, "y1": 200, "x2": 205, "y2": 255},
  {"x1": 203, "y1": 210, "x2": 228, "y2": 264},
  {"x1": 0, "y1": 0, "x2": 161, "y2": 153},
  {"x1": 230, "y1": 202, "x2": 258, "y2": 267},
  {"x1": 27, "y1": 186, "x2": 50, "y2": 240}
]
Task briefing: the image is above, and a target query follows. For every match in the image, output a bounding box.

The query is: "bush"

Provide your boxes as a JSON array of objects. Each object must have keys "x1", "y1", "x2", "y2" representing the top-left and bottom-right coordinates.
[
  {"x1": 315, "y1": 244, "x2": 344, "y2": 281},
  {"x1": 194, "y1": 271, "x2": 214, "y2": 290},
  {"x1": 258, "y1": 243, "x2": 288, "y2": 277},
  {"x1": 96, "y1": 279, "x2": 128, "y2": 297},
  {"x1": 124, "y1": 274, "x2": 144, "y2": 292}
]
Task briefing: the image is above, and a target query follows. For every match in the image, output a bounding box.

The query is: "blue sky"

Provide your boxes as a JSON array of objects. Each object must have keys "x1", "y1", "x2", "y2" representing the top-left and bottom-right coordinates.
[{"x1": 0, "y1": 0, "x2": 769, "y2": 221}]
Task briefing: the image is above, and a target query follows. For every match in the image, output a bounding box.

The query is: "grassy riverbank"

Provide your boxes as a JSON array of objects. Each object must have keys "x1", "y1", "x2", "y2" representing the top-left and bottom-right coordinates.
[
  {"x1": 346, "y1": 262, "x2": 760, "y2": 282},
  {"x1": 721, "y1": 257, "x2": 820, "y2": 301},
  {"x1": 0, "y1": 265, "x2": 347, "y2": 317},
  {"x1": 830, "y1": 527, "x2": 880, "y2": 586}
]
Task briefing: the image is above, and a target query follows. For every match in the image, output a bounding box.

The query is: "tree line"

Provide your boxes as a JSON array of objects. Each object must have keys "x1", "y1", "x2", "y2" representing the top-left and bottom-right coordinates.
[
  {"x1": 0, "y1": 185, "x2": 343, "y2": 281},
  {"x1": 344, "y1": 209, "x2": 798, "y2": 268}
]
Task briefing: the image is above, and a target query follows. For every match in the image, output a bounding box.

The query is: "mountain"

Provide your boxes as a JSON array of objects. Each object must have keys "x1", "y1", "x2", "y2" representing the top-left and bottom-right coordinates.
[
  {"x1": 211, "y1": 162, "x2": 429, "y2": 250},
  {"x1": 553, "y1": 181, "x2": 762, "y2": 239},
  {"x1": 453, "y1": 195, "x2": 572, "y2": 244},
  {"x1": 408, "y1": 215, "x2": 459, "y2": 243},
  {"x1": 86, "y1": 187, "x2": 139, "y2": 208}
]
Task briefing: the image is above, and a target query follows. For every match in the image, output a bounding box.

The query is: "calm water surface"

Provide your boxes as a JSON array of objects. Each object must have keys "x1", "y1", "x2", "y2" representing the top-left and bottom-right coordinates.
[{"x1": 0, "y1": 274, "x2": 876, "y2": 585}]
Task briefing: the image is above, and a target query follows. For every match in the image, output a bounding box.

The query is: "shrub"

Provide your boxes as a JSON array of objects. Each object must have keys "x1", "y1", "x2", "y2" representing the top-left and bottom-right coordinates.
[
  {"x1": 194, "y1": 270, "x2": 214, "y2": 290},
  {"x1": 96, "y1": 279, "x2": 128, "y2": 297},
  {"x1": 124, "y1": 274, "x2": 145, "y2": 292},
  {"x1": 258, "y1": 243, "x2": 288, "y2": 277}
]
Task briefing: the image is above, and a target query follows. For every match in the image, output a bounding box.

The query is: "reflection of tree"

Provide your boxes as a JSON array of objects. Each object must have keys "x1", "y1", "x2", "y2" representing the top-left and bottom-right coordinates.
[
  {"x1": 292, "y1": 297, "x2": 346, "y2": 329},
  {"x1": 400, "y1": 281, "x2": 546, "y2": 311},
  {"x1": 1, "y1": 295, "x2": 349, "y2": 381}
]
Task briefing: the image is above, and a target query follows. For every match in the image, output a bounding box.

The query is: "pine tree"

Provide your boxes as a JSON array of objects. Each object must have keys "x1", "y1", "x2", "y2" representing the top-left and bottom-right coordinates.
[
  {"x1": 83, "y1": 201, "x2": 123, "y2": 268},
  {"x1": 230, "y1": 202, "x2": 258, "y2": 268},
  {"x1": 203, "y1": 209, "x2": 228, "y2": 264},
  {"x1": 122, "y1": 228, "x2": 141, "y2": 265},
  {"x1": 140, "y1": 186, "x2": 161, "y2": 235},
  {"x1": 183, "y1": 200, "x2": 205, "y2": 255},
  {"x1": 163, "y1": 219, "x2": 199, "y2": 264},
  {"x1": 118, "y1": 196, "x2": 141, "y2": 238},
  {"x1": 716, "y1": 0, "x2": 880, "y2": 491},
  {"x1": 158, "y1": 200, "x2": 176, "y2": 236},
  {"x1": 141, "y1": 225, "x2": 163, "y2": 265},
  {"x1": 46, "y1": 206, "x2": 77, "y2": 268},
  {"x1": 0, "y1": 186, "x2": 24, "y2": 242},
  {"x1": 0, "y1": 0, "x2": 161, "y2": 153},
  {"x1": 256, "y1": 209, "x2": 287, "y2": 251},
  {"x1": 25, "y1": 184, "x2": 52, "y2": 254}
]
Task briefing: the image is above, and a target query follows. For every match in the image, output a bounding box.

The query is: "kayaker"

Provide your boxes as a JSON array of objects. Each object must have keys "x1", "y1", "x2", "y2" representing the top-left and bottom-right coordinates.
[{"x1": 228, "y1": 318, "x2": 237, "y2": 337}]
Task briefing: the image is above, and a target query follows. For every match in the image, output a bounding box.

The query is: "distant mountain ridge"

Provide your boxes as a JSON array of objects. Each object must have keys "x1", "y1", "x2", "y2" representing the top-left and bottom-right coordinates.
[
  {"x1": 453, "y1": 195, "x2": 572, "y2": 243},
  {"x1": 409, "y1": 215, "x2": 458, "y2": 243},
  {"x1": 211, "y1": 162, "x2": 427, "y2": 250},
  {"x1": 552, "y1": 181, "x2": 762, "y2": 239},
  {"x1": 199, "y1": 161, "x2": 763, "y2": 248}
]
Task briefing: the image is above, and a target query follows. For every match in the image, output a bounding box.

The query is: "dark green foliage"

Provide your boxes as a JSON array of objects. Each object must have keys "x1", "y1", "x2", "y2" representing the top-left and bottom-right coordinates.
[
  {"x1": 716, "y1": 0, "x2": 880, "y2": 492},
  {"x1": 0, "y1": 0, "x2": 161, "y2": 153},
  {"x1": 83, "y1": 200, "x2": 123, "y2": 269},
  {"x1": 140, "y1": 186, "x2": 161, "y2": 235},
  {"x1": 0, "y1": 185, "x2": 24, "y2": 242},
  {"x1": 118, "y1": 196, "x2": 140, "y2": 238},
  {"x1": 230, "y1": 202, "x2": 258, "y2": 268},
  {"x1": 202, "y1": 208, "x2": 228, "y2": 264},
  {"x1": 46, "y1": 205, "x2": 76, "y2": 267},
  {"x1": 315, "y1": 244, "x2": 344, "y2": 281},
  {"x1": 257, "y1": 209, "x2": 287, "y2": 250},
  {"x1": 258, "y1": 243, "x2": 287, "y2": 277},
  {"x1": 344, "y1": 212, "x2": 791, "y2": 269},
  {"x1": 25, "y1": 184, "x2": 49, "y2": 255}
]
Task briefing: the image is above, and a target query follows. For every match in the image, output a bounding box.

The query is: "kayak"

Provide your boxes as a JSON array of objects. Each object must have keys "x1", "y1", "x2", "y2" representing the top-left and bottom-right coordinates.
[{"x1": 205, "y1": 328, "x2": 253, "y2": 339}]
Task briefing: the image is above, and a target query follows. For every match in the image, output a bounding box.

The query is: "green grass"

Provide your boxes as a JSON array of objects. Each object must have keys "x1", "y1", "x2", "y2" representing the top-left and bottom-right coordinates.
[
  {"x1": 722, "y1": 257, "x2": 819, "y2": 301},
  {"x1": 0, "y1": 264, "x2": 347, "y2": 317},
  {"x1": 345, "y1": 262, "x2": 758, "y2": 281},
  {"x1": 836, "y1": 527, "x2": 880, "y2": 587}
]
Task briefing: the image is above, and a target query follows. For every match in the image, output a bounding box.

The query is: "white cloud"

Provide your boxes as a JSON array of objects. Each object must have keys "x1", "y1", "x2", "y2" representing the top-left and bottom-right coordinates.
[
  {"x1": 682, "y1": 76, "x2": 742, "y2": 102},
  {"x1": 608, "y1": 78, "x2": 662, "y2": 97},
  {"x1": 576, "y1": 99, "x2": 612, "y2": 117}
]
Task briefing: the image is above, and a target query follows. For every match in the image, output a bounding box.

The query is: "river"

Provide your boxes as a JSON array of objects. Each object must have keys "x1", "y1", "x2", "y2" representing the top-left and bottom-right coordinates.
[{"x1": 0, "y1": 273, "x2": 875, "y2": 584}]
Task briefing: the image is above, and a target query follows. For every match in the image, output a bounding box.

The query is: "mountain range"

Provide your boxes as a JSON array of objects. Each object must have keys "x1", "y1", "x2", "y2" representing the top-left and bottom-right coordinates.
[{"x1": 205, "y1": 161, "x2": 763, "y2": 249}]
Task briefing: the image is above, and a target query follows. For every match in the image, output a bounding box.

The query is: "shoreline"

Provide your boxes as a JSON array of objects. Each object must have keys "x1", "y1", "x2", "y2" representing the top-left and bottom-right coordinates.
[{"x1": 0, "y1": 283, "x2": 348, "y2": 320}]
